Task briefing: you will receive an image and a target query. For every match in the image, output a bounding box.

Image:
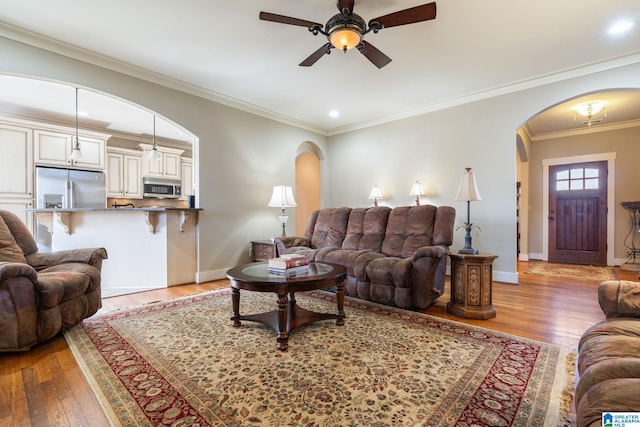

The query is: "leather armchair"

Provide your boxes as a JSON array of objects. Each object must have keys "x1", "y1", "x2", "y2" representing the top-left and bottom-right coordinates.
[{"x1": 0, "y1": 209, "x2": 107, "y2": 351}]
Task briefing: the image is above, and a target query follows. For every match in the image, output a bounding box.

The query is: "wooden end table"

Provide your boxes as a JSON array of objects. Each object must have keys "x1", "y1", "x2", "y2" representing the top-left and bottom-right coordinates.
[
  {"x1": 447, "y1": 252, "x2": 498, "y2": 319},
  {"x1": 250, "y1": 240, "x2": 278, "y2": 262},
  {"x1": 226, "y1": 262, "x2": 347, "y2": 351}
]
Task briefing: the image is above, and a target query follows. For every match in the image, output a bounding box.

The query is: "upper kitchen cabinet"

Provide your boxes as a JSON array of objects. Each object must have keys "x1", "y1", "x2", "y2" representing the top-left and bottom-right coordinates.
[
  {"x1": 106, "y1": 147, "x2": 143, "y2": 199},
  {"x1": 0, "y1": 121, "x2": 33, "y2": 199},
  {"x1": 34, "y1": 129, "x2": 109, "y2": 170},
  {"x1": 138, "y1": 143, "x2": 183, "y2": 180}
]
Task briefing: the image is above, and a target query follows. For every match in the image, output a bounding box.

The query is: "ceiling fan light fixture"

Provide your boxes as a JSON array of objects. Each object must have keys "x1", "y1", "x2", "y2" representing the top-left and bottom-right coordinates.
[
  {"x1": 329, "y1": 27, "x2": 361, "y2": 51},
  {"x1": 326, "y1": 12, "x2": 366, "y2": 52}
]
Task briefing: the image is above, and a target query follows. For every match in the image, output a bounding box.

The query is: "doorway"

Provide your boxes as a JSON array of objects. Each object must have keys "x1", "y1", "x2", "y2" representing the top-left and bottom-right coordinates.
[
  {"x1": 548, "y1": 161, "x2": 607, "y2": 265},
  {"x1": 294, "y1": 145, "x2": 322, "y2": 236},
  {"x1": 541, "y1": 153, "x2": 616, "y2": 265}
]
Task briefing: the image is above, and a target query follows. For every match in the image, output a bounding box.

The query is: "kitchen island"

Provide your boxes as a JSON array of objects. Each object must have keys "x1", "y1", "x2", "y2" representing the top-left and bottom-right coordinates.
[{"x1": 31, "y1": 208, "x2": 200, "y2": 297}]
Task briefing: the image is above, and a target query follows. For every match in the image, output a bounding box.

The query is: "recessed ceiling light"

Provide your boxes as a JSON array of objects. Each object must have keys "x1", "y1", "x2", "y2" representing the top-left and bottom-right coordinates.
[
  {"x1": 608, "y1": 20, "x2": 635, "y2": 34},
  {"x1": 76, "y1": 110, "x2": 89, "y2": 116},
  {"x1": 329, "y1": 110, "x2": 340, "y2": 118}
]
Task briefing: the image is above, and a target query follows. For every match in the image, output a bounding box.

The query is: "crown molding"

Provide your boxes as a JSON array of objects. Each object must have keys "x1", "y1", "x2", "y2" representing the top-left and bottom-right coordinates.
[
  {"x1": 0, "y1": 21, "x2": 328, "y2": 136},
  {"x1": 328, "y1": 52, "x2": 640, "y2": 136},
  {"x1": 2, "y1": 21, "x2": 639, "y2": 138},
  {"x1": 527, "y1": 118, "x2": 640, "y2": 142}
]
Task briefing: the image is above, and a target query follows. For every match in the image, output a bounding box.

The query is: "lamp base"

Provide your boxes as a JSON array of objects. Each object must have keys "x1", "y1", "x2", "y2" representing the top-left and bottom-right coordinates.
[
  {"x1": 279, "y1": 213, "x2": 288, "y2": 238},
  {"x1": 458, "y1": 227, "x2": 478, "y2": 254},
  {"x1": 458, "y1": 248, "x2": 479, "y2": 255}
]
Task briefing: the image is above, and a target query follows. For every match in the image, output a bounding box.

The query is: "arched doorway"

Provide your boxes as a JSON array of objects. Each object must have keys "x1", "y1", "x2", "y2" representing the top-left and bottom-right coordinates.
[
  {"x1": 295, "y1": 142, "x2": 323, "y2": 235},
  {"x1": 517, "y1": 89, "x2": 640, "y2": 266}
]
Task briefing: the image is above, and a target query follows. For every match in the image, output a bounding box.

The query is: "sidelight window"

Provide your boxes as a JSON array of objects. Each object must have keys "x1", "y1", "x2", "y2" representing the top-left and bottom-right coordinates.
[{"x1": 556, "y1": 167, "x2": 599, "y2": 191}]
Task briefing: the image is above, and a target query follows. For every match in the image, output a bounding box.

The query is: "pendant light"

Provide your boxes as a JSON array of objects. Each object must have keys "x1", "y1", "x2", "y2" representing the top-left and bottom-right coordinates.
[
  {"x1": 148, "y1": 114, "x2": 160, "y2": 161},
  {"x1": 69, "y1": 88, "x2": 83, "y2": 161}
]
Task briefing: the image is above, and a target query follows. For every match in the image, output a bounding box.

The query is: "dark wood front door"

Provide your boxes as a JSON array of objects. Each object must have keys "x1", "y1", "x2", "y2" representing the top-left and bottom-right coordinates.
[{"x1": 549, "y1": 161, "x2": 607, "y2": 265}]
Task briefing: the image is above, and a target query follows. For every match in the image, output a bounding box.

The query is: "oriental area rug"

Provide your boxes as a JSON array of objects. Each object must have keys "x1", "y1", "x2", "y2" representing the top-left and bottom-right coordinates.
[
  {"x1": 525, "y1": 261, "x2": 616, "y2": 283},
  {"x1": 64, "y1": 289, "x2": 575, "y2": 427}
]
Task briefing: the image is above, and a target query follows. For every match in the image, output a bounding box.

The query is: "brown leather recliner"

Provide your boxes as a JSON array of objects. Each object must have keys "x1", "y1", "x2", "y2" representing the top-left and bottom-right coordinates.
[{"x1": 0, "y1": 209, "x2": 107, "y2": 351}]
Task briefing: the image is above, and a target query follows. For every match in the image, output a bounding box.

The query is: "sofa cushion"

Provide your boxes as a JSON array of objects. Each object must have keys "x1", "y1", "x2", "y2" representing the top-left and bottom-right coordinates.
[
  {"x1": 0, "y1": 210, "x2": 38, "y2": 257},
  {"x1": 577, "y1": 378, "x2": 640, "y2": 427},
  {"x1": 599, "y1": 280, "x2": 640, "y2": 318},
  {"x1": 310, "y1": 207, "x2": 352, "y2": 250},
  {"x1": 577, "y1": 318, "x2": 640, "y2": 375},
  {"x1": 381, "y1": 206, "x2": 437, "y2": 258},
  {"x1": 402, "y1": 205, "x2": 437, "y2": 257},
  {"x1": 0, "y1": 215, "x2": 27, "y2": 263},
  {"x1": 35, "y1": 264, "x2": 98, "y2": 309},
  {"x1": 342, "y1": 207, "x2": 390, "y2": 252}
]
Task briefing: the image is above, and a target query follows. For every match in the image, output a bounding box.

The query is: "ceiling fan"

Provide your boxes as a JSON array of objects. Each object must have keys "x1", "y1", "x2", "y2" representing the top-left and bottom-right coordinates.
[{"x1": 259, "y1": 1, "x2": 437, "y2": 69}]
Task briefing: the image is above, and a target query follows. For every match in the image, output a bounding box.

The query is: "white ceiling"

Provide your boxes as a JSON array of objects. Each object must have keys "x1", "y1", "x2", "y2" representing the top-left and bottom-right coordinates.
[{"x1": 0, "y1": 0, "x2": 639, "y2": 139}]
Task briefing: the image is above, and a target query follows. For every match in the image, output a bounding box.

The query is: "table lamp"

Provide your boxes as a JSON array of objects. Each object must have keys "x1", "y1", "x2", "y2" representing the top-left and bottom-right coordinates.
[
  {"x1": 455, "y1": 168, "x2": 482, "y2": 254},
  {"x1": 268, "y1": 185, "x2": 297, "y2": 237}
]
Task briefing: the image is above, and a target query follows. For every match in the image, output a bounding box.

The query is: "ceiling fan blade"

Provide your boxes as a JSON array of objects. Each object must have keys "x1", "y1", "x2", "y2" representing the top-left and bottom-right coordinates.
[
  {"x1": 337, "y1": 0, "x2": 355, "y2": 14},
  {"x1": 368, "y1": 2, "x2": 436, "y2": 29},
  {"x1": 299, "y1": 43, "x2": 333, "y2": 67},
  {"x1": 259, "y1": 12, "x2": 323, "y2": 29},
  {"x1": 358, "y1": 41, "x2": 392, "y2": 69}
]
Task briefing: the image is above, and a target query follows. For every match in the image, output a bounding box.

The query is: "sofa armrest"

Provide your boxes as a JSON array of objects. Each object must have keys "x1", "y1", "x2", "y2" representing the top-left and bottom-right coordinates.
[
  {"x1": 274, "y1": 236, "x2": 311, "y2": 254},
  {"x1": 0, "y1": 262, "x2": 39, "y2": 351},
  {"x1": 0, "y1": 261, "x2": 38, "y2": 284},
  {"x1": 410, "y1": 245, "x2": 448, "y2": 262},
  {"x1": 26, "y1": 247, "x2": 108, "y2": 272},
  {"x1": 598, "y1": 280, "x2": 640, "y2": 319}
]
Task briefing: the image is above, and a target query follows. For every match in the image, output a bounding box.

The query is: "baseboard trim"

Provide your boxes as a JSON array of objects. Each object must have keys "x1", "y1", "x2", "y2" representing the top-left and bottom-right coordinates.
[{"x1": 197, "y1": 268, "x2": 229, "y2": 283}]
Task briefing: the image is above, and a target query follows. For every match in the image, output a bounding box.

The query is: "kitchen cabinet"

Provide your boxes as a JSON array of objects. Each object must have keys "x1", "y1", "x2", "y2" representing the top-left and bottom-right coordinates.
[
  {"x1": 138, "y1": 143, "x2": 183, "y2": 180},
  {"x1": 0, "y1": 199, "x2": 34, "y2": 233},
  {"x1": 0, "y1": 122, "x2": 34, "y2": 234},
  {"x1": 181, "y1": 158, "x2": 193, "y2": 199},
  {"x1": 34, "y1": 129, "x2": 107, "y2": 170},
  {"x1": 0, "y1": 122, "x2": 33, "y2": 199},
  {"x1": 106, "y1": 147, "x2": 143, "y2": 198}
]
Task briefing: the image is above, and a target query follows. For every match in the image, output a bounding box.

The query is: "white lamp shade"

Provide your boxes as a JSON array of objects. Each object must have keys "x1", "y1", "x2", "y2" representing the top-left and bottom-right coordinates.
[
  {"x1": 455, "y1": 168, "x2": 482, "y2": 201},
  {"x1": 268, "y1": 186, "x2": 297, "y2": 208},
  {"x1": 409, "y1": 181, "x2": 425, "y2": 196},
  {"x1": 148, "y1": 147, "x2": 161, "y2": 160},
  {"x1": 368, "y1": 186, "x2": 383, "y2": 200}
]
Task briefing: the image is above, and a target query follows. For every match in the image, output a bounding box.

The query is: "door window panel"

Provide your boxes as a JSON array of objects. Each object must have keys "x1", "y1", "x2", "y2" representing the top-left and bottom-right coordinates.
[{"x1": 556, "y1": 167, "x2": 599, "y2": 191}]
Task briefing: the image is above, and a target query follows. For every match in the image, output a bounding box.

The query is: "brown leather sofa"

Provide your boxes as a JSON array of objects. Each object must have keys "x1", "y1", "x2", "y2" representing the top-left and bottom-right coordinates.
[
  {"x1": 575, "y1": 280, "x2": 640, "y2": 426},
  {"x1": 0, "y1": 209, "x2": 107, "y2": 351},
  {"x1": 276, "y1": 205, "x2": 456, "y2": 309}
]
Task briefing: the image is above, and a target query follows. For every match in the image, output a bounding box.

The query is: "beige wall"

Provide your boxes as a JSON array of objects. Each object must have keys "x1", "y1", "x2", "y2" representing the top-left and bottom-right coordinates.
[{"x1": 2, "y1": 34, "x2": 639, "y2": 283}]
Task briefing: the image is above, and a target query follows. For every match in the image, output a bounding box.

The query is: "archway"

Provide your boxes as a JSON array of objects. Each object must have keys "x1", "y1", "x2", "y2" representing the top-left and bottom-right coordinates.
[
  {"x1": 295, "y1": 142, "x2": 323, "y2": 235},
  {"x1": 517, "y1": 89, "x2": 640, "y2": 266}
]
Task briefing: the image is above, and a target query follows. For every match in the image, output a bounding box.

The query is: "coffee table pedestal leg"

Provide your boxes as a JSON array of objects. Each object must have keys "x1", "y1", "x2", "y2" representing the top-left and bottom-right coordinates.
[
  {"x1": 336, "y1": 280, "x2": 345, "y2": 326},
  {"x1": 231, "y1": 287, "x2": 241, "y2": 327},
  {"x1": 276, "y1": 290, "x2": 289, "y2": 351}
]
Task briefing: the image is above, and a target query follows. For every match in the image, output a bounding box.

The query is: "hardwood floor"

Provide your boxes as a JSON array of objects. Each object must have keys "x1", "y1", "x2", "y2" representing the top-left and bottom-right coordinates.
[{"x1": 0, "y1": 261, "x2": 635, "y2": 427}]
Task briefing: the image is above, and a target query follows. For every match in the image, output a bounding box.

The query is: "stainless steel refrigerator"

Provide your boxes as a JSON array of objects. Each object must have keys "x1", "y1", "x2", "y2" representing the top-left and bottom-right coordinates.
[{"x1": 35, "y1": 166, "x2": 106, "y2": 250}]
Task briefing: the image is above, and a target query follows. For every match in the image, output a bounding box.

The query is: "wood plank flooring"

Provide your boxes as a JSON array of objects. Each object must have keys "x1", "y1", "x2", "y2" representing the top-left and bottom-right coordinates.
[{"x1": 0, "y1": 261, "x2": 635, "y2": 427}]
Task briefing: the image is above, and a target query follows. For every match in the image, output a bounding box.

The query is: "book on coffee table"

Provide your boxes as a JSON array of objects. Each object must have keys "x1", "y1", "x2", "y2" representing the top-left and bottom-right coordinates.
[
  {"x1": 268, "y1": 254, "x2": 309, "y2": 270},
  {"x1": 268, "y1": 265, "x2": 310, "y2": 276}
]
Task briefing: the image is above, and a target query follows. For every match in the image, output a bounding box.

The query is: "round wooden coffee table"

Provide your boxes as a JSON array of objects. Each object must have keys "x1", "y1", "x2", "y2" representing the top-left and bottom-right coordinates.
[{"x1": 226, "y1": 262, "x2": 347, "y2": 351}]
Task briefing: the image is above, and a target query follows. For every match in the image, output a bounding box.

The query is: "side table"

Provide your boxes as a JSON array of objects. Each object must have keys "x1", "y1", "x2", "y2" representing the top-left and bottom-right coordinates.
[
  {"x1": 251, "y1": 240, "x2": 278, "y2": 262},
  {"x1": 447, "y1": 252, "x2": 498, "y2": 319}
]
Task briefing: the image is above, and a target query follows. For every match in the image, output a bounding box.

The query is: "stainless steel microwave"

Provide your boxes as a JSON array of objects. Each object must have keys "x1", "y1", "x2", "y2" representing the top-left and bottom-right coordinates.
[{"x1": 143, "y1": 177, "x2": 182, "y2": 198}]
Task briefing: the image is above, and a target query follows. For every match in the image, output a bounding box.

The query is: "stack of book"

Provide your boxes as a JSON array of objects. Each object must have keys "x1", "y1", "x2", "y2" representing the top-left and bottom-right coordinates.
[{"x1": 267, "y1": 254, "x2": 310, "y2": 276}]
